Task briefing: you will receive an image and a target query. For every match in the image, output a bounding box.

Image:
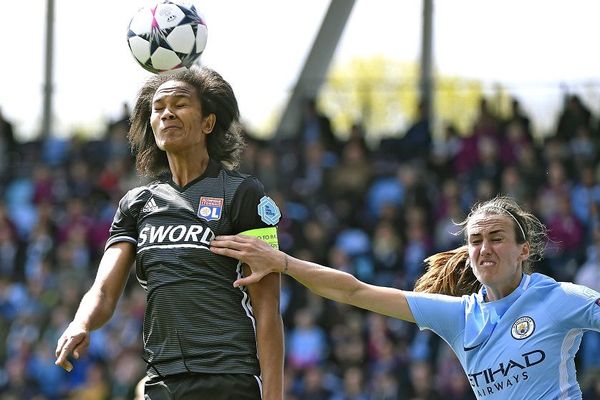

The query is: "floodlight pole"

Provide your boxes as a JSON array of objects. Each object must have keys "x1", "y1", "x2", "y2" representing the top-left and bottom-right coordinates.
[
  {"x1": 275, "y1": 0, "x2": 356, "y2": 138},
  {"x1": 41, "y1": 0, "x2": 55, "y2": 139},
  {"x1": 419, "y1": 0, "x2": 434, "y2": 125}
]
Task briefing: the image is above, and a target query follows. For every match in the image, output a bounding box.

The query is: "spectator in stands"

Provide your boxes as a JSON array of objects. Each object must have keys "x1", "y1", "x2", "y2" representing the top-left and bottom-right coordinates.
[
  {"x1": 406, "y1": 360, "x2": 443, "y2": 399},
  {"x1": 330, "y1": 366, "x2": 369, "y2": 400},
  {"x1": 398, "y1": 100, "x2": 432, "y2": 162},
  {"x1": 503, "y1": 97, "x2": 532, "y2": 141},
  {"x1": 296, "y1": 97, "x2": 340, "y2": 159},
  {"x1": 369, "y1": 370, "x2": 401, "y2": 400},
  {"x1": 371, "y1": 220, "x2": 403, "y2": 286},
  {"x1": 294, "y1": 366, "x2": 333, "y2": 400},
  {"x1": 212, "y1": 195, "x2": 600, "y2": 399},
  {"x1": 570, "y1": 163, "x2": 600, "y2": 239},
  {"x1": 569, "y1": 125, "x2": 597, "y2": 169},
  {"x1": 499, "y1": 119, "x2": 533, "y2": 167},
  {"x1": 544, "y1": 193, "x2": 585, "y2": 281},
  {"x1": 0, "y1": 107, "x2": 17, "y2": 185},
  {"x1": 287, "y1": 307, "x2": 328, "y2": 371},
  {"x1": 575, "y1": 228, "x2": 600, "y2": 374},
  {"x1": 328, "y1": 139, "x2": 372, "y2": 206},
  {"x1": 536, "y1": 159, "x2": 571, "y2": 221},
  {"x1": 430, "y1": 123, "x2": 461, "y2": 181},
  {"x1": 581, "y1": 369, "x2": 600, "y2": 400},
  {"x1": 345, "y1": 122, "x2": 371, "y2": 159},
  {"x1": 555, "y1": 94, "x2": 593, "y2": 141},
  {"x1": 514, "y1": 143, "x2": 545, "y2": 195}
]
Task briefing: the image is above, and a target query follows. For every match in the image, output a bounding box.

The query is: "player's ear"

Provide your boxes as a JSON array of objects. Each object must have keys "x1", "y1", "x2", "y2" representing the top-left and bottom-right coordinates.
[
  {"x1": 202, "y1": 113, "x2": 216, "y2": 134},
  {"x1": 519, "y1": 241, "x2": 530, "y2": 262}
]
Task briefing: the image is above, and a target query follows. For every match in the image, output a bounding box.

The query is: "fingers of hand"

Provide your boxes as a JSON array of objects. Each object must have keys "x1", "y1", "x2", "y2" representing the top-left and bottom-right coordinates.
[
  {"x1": 55, "y1": 336, "x2": 67, "y2": 358},
  {"x1": 233, "y1": 272, "x2": 264, "y2": 287},
  {"x1": 213, "y1": 235, "x2": 240, "y2": 244},
  {"x1": 234, "y1": 278, "x2": 251, "y2": 288},
  {"x1": 55, "y1": 338, "x2": 73, "y2": 364},
  {"x1": 63, "y1": 360, "x2": 73, "y2": 372},
  {"x1": 215, "y1": 235, "x2": 257, "y2": 246},
  {"x1": 55, "y1": 347, "x2": 74, "y2": 372},
  {"x1": 211, "y1": 239, "x2": 253, "y2": 259},
  {"x1": 210, "y1": 246, "x2": 238, "y2": 259},
  {"x1": 55, "y1": 336, "x2": 82, "y2": 371},
  {"x1": 211, "y1": 239, "x2": 241, "y2": 251},
  {"x1": 72, "y1": 339, "x2": 89, "y2": 360}
]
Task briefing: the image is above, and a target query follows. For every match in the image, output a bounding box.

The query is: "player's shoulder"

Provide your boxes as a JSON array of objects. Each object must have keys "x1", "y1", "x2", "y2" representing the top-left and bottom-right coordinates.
[
  {"x1": 221, "y1": 166, "x2": 254, "y2": 183},
  {"x1": 529, "y1": 272, "x2": 599, "y2": 302},
  {"x1": 119, "y1": 179, "x2": 163, "y2": 208},
  {"x1": 222, "y1": 167, "x2": 264, "y2": 192},
  {"x1": 528, "y1": 272, "x2": 558, "y2": 287}
]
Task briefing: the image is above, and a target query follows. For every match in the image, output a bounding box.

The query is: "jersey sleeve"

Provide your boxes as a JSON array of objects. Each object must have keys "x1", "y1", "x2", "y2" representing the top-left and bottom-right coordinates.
[
  {"x1": 404, "y1": 291, "x2": 466, "y2": 345},
  {"x1": 105, "y1": 189, "x2": 144, "y2": 250},
  {"x1": 559, "y1": 282, "x2": 600, "y2": 331},
  {"x1": 230, "y1": 176, "x2": 281, "y2": 233}
]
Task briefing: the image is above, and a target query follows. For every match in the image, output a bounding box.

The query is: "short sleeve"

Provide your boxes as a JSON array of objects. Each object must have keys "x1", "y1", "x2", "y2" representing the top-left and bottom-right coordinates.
[
  {"x1": 560, "y1": 283, "x2": 600, "y2": 331},
  {"x1": 230, "y1": 177, "x2": 281, "y2": 233},
  {"x1": 404, "y1": 291, "x2": 466, "y2": 345},
  {"x1": 105, "y1": 190, "x2": 142, "y2": 250}
]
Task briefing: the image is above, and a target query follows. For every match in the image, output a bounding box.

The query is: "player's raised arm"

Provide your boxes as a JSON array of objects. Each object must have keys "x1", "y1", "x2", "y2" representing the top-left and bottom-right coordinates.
[{"x1": 210, "y1": 235, "x2": 415, "y2": 322}]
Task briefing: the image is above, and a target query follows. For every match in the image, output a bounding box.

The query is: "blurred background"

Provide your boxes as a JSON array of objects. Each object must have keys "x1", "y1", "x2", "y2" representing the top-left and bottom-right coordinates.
[{"x1": 0, "y1": 0, "x2": 600, "y2": 399}]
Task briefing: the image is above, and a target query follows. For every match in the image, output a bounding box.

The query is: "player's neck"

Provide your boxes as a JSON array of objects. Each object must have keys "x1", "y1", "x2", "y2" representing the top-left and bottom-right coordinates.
[
  {"x1": 168, "y1": 155, "x2": 210, "y2": 187},
  {"x1": 483, "y1": 273, "x2": 523, "y2": 302}
]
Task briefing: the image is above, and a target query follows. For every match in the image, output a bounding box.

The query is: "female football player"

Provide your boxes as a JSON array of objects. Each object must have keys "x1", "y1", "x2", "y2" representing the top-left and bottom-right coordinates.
[
  {"x1": 211, "y1": 195, "x2": 600, "y2": 399},
  {"x1": 56, "y1": 66, "x2": 284, "y2": 400}
]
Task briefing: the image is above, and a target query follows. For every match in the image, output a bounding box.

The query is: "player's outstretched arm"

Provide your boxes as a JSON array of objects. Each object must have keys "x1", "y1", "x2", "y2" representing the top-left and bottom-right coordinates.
[
  {"x1": 55, "y1": 242, "x2": 135, "y2": 371},
  {"x1": 210, "y1": 235, "x2": 415, "y2": 322}
]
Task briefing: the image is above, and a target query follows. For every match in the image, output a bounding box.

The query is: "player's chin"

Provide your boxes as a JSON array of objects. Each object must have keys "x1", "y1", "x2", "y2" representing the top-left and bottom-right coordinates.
[
  {"x1": 472, "y1": 269, "x2": 495, "y2": 286},
  {"x1": 160, "y1": 139, "x2": 195, "y2": 154}
]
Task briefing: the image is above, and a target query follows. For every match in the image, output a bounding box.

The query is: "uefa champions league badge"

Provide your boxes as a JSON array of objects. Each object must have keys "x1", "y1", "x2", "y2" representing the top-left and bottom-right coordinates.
[
  {"x1": 257, "y1": 196, "x2": 281, "y2": 226},
  {"x1": 197, "y1": 197, "x2": 224, "y2": 222}
]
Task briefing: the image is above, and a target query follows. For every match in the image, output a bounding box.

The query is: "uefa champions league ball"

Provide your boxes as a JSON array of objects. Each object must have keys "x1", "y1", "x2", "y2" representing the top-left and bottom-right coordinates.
[{"x1": 127, "y1": 0, "x2": 207, "y2": 74}]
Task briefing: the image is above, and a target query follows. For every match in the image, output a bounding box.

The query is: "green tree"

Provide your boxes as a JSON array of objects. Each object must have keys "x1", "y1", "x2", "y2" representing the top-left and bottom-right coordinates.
[{"x1": 320, "y1": 56, "x2": 505, "y2": 142}]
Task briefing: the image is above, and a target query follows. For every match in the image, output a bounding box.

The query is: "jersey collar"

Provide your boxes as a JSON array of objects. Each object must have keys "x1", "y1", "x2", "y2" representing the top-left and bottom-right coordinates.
[
  {"x1": 463, "y1": 274, "x2": 531, "y2": 351},
  {"x1": 166, "y1": 159, "x2": 221, "y2": 191}
]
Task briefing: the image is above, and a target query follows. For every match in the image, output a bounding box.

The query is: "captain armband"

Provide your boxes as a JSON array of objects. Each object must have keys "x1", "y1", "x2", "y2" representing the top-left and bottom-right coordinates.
[{"x1": 240, "y1": 227, "x2": 279, "y2": 249}]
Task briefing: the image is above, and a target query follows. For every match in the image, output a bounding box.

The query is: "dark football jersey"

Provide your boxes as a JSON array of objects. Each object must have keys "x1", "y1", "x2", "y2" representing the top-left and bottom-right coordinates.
[{"x1": 106, "y1": 160, "x2": 280, "y2": 378}]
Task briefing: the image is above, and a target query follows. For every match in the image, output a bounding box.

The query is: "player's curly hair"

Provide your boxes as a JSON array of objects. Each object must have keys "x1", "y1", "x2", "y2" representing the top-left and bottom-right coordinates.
[
  {"x1": 128, "y1": 66, "x2": 245, "y2": 178},
  {"x1": 414, "y1": 195, "x2": 547, "y2": 296}
]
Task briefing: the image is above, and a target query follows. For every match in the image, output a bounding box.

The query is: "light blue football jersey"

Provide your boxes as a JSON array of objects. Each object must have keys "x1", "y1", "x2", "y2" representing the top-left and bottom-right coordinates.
[{"x1": 405, "y1": 273, "x2": 600, "y2": 399}]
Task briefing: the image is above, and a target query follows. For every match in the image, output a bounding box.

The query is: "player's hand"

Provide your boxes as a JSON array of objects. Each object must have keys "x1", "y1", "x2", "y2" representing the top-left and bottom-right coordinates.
[
  {"x1": 211, "y1": 235, "x2": 285, "y2": 287},
  {"x1": 55, "y1": 322, "x2": 90, "y2": 372}
]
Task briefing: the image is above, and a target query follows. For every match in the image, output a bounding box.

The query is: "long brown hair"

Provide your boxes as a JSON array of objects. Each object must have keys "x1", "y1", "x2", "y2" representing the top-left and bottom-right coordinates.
[
  {"x1": 414, "y1": 196, "x2": 547, "y2": 296},
  {"x1": 128, "y1": 66, "x2": 245, "y2": 178}
]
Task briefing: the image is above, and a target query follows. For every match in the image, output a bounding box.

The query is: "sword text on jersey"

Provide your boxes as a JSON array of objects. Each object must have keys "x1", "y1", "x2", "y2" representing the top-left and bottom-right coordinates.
[{"x1": 139, "y1": 224, "x2": 215, "y2": 246}]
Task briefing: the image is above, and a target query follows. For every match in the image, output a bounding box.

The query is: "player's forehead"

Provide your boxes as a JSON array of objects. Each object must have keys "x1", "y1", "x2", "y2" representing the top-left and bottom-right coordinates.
[
  {"x1": 153, "y1": 80, "x2": 196, "y2": 102},
  {"x1": 467, "y1": 212, "x2": 514, "y2": 236}
]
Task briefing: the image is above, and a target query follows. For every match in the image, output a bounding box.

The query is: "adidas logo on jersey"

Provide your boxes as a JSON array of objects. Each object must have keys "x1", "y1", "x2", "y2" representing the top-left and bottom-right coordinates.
[{"x1": 142, "y1": 197, "x2": 159, "y2": 213}]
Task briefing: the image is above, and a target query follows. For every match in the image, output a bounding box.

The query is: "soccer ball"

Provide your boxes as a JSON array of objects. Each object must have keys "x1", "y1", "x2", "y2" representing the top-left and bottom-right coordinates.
[{"x1": 127, "y1": 0, "x2": 207, "y2": 74}]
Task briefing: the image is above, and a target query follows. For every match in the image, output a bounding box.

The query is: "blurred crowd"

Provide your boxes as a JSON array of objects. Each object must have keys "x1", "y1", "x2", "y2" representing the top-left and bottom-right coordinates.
[{"x1": 0, "y1": 92, "x2": 599, "y2": 399}]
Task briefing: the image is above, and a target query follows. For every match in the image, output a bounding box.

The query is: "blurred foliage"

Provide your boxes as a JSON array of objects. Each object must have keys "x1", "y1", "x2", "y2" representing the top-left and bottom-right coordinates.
[{"x1": 320, "y1": 55, "x2": 514, "y2": 142}]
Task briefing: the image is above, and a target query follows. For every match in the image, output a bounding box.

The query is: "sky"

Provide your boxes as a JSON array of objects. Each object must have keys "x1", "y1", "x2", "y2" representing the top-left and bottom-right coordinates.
[{"x1": 1, "y1": 0, "x2": 599, "y2": 140}]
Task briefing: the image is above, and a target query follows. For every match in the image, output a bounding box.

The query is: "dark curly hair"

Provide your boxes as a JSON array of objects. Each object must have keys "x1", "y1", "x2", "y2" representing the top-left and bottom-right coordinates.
[{"x1": 128, "y1": 66, "x2": 245, "y2": 178}]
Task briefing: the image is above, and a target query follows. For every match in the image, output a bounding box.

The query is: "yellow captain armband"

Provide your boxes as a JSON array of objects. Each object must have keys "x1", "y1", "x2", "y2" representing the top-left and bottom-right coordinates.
[{"x1": 240, "y1": 227, "x2": 279, "y2": 249}]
